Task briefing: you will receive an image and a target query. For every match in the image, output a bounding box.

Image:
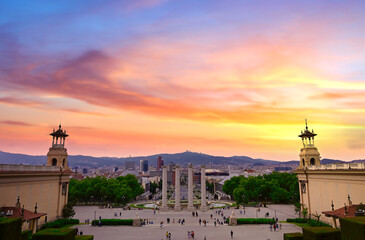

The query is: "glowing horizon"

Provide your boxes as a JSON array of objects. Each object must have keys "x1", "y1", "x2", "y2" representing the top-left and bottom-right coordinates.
[{"x1": 1, "y1": 1, "x2": 365, "y2": 161}]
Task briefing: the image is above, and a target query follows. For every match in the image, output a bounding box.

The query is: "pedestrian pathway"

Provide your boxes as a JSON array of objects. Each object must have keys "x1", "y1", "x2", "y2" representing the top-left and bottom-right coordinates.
[{"x1": 73, "y1": 205, "x2": 301, "y2": 240}]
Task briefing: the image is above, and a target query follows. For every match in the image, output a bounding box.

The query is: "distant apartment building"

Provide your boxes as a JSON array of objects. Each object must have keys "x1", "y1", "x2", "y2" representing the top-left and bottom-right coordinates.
[
  {"x1": 157, "y1": 156, "x2": 164, "y2": 170},
  {"x1": 139, "y1": 159, "x2": 148, "y2": 172},
  {"x1": 125, "y1": 161, "x2": 135, "y2": 170}
]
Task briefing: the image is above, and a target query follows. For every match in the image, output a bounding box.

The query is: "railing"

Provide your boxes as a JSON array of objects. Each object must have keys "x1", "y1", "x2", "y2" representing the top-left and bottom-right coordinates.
[
  {"x1": 0, "y1": 164, "x2": 61, "y2": 172},
  {"x1": 306, "y1": 162, "x2": 365, "y2": 170}
]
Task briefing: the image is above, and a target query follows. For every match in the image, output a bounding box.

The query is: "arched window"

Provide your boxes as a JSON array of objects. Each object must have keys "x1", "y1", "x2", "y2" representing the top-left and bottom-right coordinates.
[
  {"x1": 310, "y1": 158, "x2": 316, "y2": 165},
  {"x1": 52, "y1": 158, "x2": 57, "y2": 166},
  {"x1": 62, "y1": 159, "x2": 65, "y2": 167}
]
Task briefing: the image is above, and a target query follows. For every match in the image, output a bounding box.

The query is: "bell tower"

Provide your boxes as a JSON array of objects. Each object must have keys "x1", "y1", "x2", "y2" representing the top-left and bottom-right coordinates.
[
  {"x1": 47, "y1": 124, "x2": 69, "y2": 170},
  {"x1": 298, "y1": 119, "x2": 321, "y2": 169}
]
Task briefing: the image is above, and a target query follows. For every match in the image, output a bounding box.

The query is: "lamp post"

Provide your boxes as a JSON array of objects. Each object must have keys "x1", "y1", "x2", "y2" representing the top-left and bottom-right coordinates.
[
  {"x1": 241, "y1": 194, "x2": 246, "y2": 206},
  {"x1": 121, "y1": 196, "x2": 126, "y2": 207}
]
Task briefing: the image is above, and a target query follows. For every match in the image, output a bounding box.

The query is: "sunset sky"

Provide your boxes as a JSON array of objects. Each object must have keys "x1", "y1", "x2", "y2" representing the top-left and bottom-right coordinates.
[{"x1": 1, "y1": 0, "x2": 365, "y2": 161}]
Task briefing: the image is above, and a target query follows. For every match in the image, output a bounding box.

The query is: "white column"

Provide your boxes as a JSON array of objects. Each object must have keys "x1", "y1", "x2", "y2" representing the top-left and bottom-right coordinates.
[
  {"x1": 200, "y1": 165, "x2": 207, "y2": 211},
  {"x1": 161, "y1": 166, "x2": 168, "y2": 211},
  {"x1": 187, "y1": 164, "x2": 194, "y2": 211},
  {"x1": 174, "y1": 166, "x2": 181, "y2": 211}
]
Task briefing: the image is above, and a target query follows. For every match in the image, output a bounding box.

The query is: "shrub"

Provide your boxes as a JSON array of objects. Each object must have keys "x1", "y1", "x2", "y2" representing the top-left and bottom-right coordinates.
[
  {"x1": 0, "y1": 217, "x2": 22, "y2": 240},
  {"x1": 75, "y1": 236, "x2": 94, "y2": 240},
  {"x1": 307, "y1": 219, "x2": 330, "y2": 227},
  {"x1": 32, "y1": 228, "x2": 77, "y2": 240},
  {"x1": 303, "y1": 227, "x2": 341, "y2": 240},
  {"x1": 21, "y1": 230, "x2": 32, "y2": 240},
  {"x1": 41, "y1": 219, "x2": 79, "y2": 229},
  {"x1": 284, "y1": 232, "x2": 303, "y2": 240},
  {"x1": 339, "y1": 216, "x2": 365, "y2": 240},
  {"x1": 237, "y1": 218, "x2": 275, "y2": 224},
  {"x1": 91, "y1": 219, "x2": 133, "y2": 226},
  {"x1": 287, "y1": 218, "x2": 308, "y2": 223}
]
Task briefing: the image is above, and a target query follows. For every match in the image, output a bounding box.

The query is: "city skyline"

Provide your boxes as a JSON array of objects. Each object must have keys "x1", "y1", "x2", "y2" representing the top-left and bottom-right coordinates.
[{"x1": 1, "y1": 1, "x2": 365, "y2": 161}]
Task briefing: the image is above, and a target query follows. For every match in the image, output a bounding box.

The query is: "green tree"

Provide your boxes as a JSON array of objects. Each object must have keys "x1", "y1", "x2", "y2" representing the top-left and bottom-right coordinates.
[
  {"x1": 62, "y1": 202, "x2": 75, "y2": 219},
  {"x1": 222, "y1": 176, "x2": 244, "y2": 198},
  {"x1": 150, "y1": 182, "x2": 159, "y2": 194}
]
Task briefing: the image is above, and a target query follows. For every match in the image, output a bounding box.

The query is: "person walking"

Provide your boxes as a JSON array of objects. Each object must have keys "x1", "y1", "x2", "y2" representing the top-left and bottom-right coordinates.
[
  {"x1": 191, "y1": 231, "x2": 195, "y2": 239},
  {"x1": 166, "y1": 231, "x2": 169, "y2": 239},
  {"x1": 230, "y1": 230, "x2": 233, "y2": 239}
]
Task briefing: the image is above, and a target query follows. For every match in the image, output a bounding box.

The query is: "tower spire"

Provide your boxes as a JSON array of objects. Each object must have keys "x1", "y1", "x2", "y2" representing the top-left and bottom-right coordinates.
[
  {"x1": 298, "y1": 119, "x2": 321, "y2": 169},
  {"x1": 305, "y1": 119, "x2": 308, "y2": 130}
]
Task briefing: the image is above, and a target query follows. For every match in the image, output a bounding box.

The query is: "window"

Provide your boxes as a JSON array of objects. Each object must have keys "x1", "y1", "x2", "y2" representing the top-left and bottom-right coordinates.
[
  {"x1": 61, "y1": 182, "x2": 68, "y2": 195},
  {"x1": 302, "y1": 159, "x2": 305, "y2": 166},
  {"x1": 52, "y1": 158, "x2": 57, "y2": 166},
  {"x1": 62, "y1": 159, "x2": 65, "y2": 167},
  {"x1": 310, "y1": 158, "x2": 315, "y2": 165}
]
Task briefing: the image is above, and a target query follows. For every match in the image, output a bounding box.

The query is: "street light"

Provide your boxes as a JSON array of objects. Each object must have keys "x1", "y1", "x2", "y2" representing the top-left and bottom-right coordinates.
[
  {"x1": 121, "y1": 196, "x2": 126, "y2": 207},
  {"x1": 241, "y1": 194, "x2": 246, "y2": 206}
]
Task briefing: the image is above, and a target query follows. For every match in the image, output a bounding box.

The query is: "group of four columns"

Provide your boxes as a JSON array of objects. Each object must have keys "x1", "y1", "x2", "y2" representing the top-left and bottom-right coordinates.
[{"x1": 161, "y1": 164, "x2": 207, "y2": 211}]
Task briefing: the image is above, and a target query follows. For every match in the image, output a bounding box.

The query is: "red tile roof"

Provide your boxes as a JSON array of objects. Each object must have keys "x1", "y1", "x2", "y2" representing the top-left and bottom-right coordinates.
[
  {"x1": 1, "y1": 207, "x2": 46, "y2": 221},
  {"x1": 322, "y1": 205, "x2": 359, "y2": 218}
]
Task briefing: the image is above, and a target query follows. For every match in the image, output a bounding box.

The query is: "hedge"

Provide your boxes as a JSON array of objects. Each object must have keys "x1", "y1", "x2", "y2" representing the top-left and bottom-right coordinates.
[
  {"x1": 303, "y1": 227, "x2": 341, "y2": 240},
  {"x1": 0, "y1": 217, "x2": 22, "y2": 240},
  {"x1": 237, "y1": 218, "x2": 275, "y2": 224},
  {"x1": 42, "y1": 219, "x2": 80, "y2": 229},
  {"x1": 339, "y1": 216, "x2": 365, "y2": 240},
  {"x1": 286, "y1": 218, "x2": 330, "y2": 227},
  {"x1": 75, "y1": 236, "x2": 94, "y2": 240},
  {"x1": 91, "y1": 219, "x2": 133, "y2": 226},
  {"x1": 284, "y1": 232, "x2": 303, "y2": 240},
  {"x1": 32, "y1": 228, "x2": 77, "y2": 240},
  {"x1": 21, "y1": 230, "x2": 32, "y2": 240},
  {"x1": 287, "y1": 218, "x2": 308, "y2": 223}
]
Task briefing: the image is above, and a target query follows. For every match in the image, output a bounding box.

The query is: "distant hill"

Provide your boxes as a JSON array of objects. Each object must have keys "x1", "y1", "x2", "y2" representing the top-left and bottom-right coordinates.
[{"x1": 0, "y1": 150, "x2": 363, "y2": 168}]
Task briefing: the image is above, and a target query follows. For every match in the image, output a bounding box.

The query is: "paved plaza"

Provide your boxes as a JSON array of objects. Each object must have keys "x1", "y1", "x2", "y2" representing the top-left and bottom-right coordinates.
[{"x1": 73, "y1": 205, "x2": 301, "y2": 240}]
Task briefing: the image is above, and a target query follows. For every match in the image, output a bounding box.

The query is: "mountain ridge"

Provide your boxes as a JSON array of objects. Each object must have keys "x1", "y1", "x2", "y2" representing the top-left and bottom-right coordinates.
[{"x1": 0, "y1": 150, "x2": 363, "y2": 168}]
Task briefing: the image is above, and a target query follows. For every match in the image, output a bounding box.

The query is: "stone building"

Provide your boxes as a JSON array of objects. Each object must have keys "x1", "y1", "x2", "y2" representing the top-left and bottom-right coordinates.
[
  {"x1": 0, "y1": 125, "x2": 72, "y2": 232},
  {"x1": 295, "y1": 121, "x2": 365, "y2": 227}
]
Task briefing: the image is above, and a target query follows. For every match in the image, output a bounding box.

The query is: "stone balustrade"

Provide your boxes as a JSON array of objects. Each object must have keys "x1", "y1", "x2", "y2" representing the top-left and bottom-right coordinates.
[
  {"x1": 306, "y1": 162, "x2": 365, "y2": 170},
  {"x1": 0, "y1": 164, "x2": 61, "y2": 172}
]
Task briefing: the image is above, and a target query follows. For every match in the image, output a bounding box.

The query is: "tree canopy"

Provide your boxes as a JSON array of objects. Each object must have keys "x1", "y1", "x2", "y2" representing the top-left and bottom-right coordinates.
[
  {"x1": 69, "y1": 174, "x2": 144, "y2": 205},
  {"x1": 222, "y1": 172, "x2": 299, "y2": 204}
]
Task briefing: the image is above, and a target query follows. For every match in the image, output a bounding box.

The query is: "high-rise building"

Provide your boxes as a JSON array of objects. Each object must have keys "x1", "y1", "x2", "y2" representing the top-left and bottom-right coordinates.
[
  {"x1": 125, "y1": 161, "x2": 135, "y2": 170},
  {"x1": 157, "y1": 156, "x2": 164, "y2": 170},
  {"x1": 139, "y1": 159, "x2": 148, "y2": 172}
]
